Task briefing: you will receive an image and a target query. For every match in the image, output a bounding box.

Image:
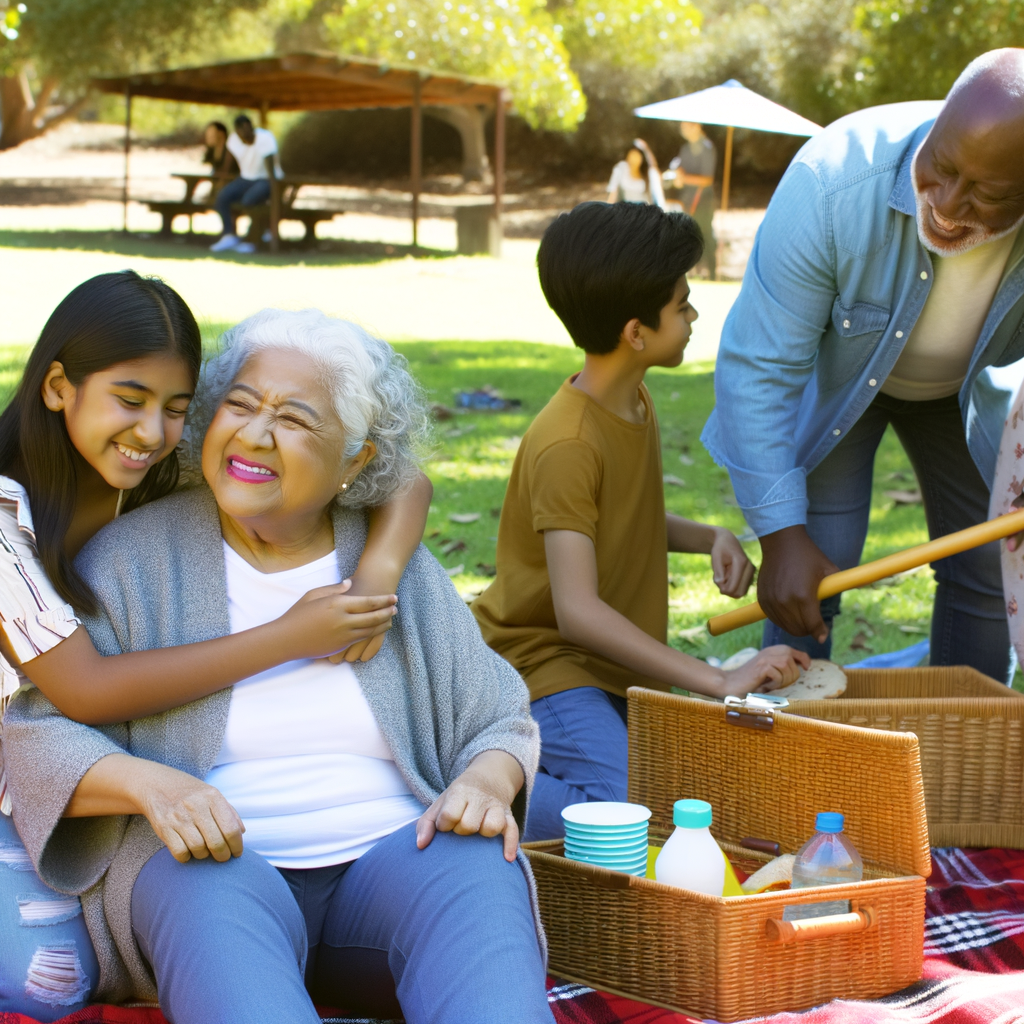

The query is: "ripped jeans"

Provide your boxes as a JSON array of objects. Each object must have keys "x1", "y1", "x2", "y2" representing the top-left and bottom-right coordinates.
[{"x1": 0, "y1": 812, "x2": 98, "y2": 1020}]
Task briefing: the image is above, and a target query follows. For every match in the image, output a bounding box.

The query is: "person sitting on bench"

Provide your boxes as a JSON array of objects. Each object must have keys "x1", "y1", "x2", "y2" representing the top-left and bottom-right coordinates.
[
  {"x1": 202, "y1": 121, "x2": 239, "y2": 198},
  {"x1": 210, "y1": 114, "x2": 282, "y2": 255}
]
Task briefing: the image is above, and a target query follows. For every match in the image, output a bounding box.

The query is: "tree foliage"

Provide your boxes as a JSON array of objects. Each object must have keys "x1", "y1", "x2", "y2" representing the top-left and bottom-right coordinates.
[
  {"x1": 853, "y1": 0, "x2": 1024, "y2": 102},
  {"x1": 324, "y1": 0, "x2": 585, "y2": 130}
]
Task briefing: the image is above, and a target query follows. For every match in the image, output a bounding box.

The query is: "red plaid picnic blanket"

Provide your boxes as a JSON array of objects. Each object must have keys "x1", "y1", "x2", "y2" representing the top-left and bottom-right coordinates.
[{"x1": 7, "y1": 847, "x2": 1024, "y2": 1024}]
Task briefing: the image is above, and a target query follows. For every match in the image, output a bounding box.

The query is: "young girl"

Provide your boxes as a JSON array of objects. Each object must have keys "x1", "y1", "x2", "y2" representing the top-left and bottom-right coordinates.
[
  {"x1": 0, "y1": 271, "x2": 431, "y2": 1018},
  {"x1": 606, "y1": 138, "x2": 666, "y2": 208}
]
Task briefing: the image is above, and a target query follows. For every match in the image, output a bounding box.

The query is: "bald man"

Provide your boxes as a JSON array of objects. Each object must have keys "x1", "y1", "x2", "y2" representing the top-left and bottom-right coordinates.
[{"x1": 703, "y1": 49, "x2": 1024, "y2": 680}]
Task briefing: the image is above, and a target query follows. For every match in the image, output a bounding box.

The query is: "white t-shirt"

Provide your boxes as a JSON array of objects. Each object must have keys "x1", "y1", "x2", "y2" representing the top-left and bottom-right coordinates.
[
  {"x1": 205, "y1": 542, "x2": 424, "y2": 868},
  {"x1": 607, "y1": 160, "x2": 665, "y2": 208},
  {"x1": 226, "y1": 127, "x2": 281, "y2": 181},
  {"x1": 882, "y1": 227, "x2": 1021, "y2": 401}
]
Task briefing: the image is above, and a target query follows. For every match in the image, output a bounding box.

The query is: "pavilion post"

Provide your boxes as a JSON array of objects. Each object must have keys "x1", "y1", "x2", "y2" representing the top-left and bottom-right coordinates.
[
  {"x1": 122, "y1": 87, "x2": 132, "y2": 233},
  {"x1": 410, "y1": 76, "x2": 422, "y2": 249},
  {"x1": 493, "y1": 89, "x2": 506, "y2": 231},
  {"x1": 721, "y1": 124, "x2": 734, "y2": 212}
]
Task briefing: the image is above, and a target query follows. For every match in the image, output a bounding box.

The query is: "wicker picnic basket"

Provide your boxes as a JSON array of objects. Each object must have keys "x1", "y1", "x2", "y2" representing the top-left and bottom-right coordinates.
[
  {"x1": 784, "y1": 667, "x2": 1024, "y2": 849},
  {"x1": 523, "y1": 688, "x2": 930, "y2": 1022}
]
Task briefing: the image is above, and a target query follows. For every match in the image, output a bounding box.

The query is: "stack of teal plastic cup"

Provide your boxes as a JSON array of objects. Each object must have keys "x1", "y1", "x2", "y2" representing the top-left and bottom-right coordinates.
[{"x1": 561, "y1": 802, "x2": 652, "y2": 876}]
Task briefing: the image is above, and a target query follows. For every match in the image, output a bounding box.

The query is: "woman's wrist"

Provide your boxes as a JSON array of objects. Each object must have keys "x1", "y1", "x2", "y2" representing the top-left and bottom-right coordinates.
[{"x1": 465, "y1": 749, "x2": 524, "y2": 803}]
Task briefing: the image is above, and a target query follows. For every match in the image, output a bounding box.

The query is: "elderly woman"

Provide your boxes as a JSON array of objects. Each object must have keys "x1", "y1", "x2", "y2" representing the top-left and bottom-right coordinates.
[{"x1": 3, "y1": 310, "x2": 553, "y2": 1024}]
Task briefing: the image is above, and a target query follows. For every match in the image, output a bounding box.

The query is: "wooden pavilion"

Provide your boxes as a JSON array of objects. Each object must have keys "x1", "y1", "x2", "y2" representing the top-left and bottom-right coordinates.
[{"x1": 93, "y1": 52, "x2": 510, "y2": 252}]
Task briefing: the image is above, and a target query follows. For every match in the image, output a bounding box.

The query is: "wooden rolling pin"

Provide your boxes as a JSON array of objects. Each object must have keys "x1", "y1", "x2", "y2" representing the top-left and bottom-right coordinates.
[{"x1": 707, "y1": 508, "x2": 1024, "y2": 637}]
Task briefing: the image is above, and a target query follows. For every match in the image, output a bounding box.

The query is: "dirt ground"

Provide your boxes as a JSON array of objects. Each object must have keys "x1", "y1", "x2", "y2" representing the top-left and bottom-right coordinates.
[{"x1": 0, "y1": 122, "x2": 765, "y2": 270}]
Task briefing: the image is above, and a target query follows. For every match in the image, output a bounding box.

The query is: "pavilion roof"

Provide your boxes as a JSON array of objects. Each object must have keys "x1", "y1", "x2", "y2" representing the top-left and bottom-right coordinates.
[{"x1": 93, "y1": 51, "x2": 505, "y2": 111}]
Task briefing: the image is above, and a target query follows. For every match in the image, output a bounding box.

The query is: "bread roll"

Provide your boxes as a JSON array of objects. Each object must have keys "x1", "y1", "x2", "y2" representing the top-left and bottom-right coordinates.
[{"x1": 772, "y1": 659, "x2": 847, "y2": 701}]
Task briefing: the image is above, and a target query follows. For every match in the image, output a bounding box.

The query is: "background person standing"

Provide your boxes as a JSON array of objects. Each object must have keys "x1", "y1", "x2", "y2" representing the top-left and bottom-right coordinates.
[
  {"x1": 669, "y1": 122, "x2": 717, "y2": 279},
  {"x1": 211, "y1": 114, "x2": 282, "y2": 254}
]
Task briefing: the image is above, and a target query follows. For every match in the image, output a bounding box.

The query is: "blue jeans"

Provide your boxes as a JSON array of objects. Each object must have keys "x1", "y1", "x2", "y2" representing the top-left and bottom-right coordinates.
[
  {"x1": 132, "y1": 821, "x2": 553, "y2": 1024},
  {"x1": 763, "y1": 391, "x2": 1011, "y2": 682},
  {"x1": 0, "y1": 812, "x2": 99, "y2": 1020},
  {"x1": 525, "y1": 686, "x2": 628, "y2": 842},
  {"x1": 214, "y1": 176, "x2": 271, "y2": 236}
]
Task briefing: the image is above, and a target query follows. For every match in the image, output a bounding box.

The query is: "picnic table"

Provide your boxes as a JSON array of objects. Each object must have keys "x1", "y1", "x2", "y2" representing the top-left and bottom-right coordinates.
[{"x1": 146, "y1": 173, "x2": 345, "y2": 250}]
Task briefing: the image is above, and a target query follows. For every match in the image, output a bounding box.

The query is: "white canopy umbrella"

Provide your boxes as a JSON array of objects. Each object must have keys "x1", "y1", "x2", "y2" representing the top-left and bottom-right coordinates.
[{"x1": 634, "y1": 79, "x2": 822, "y2": 211}]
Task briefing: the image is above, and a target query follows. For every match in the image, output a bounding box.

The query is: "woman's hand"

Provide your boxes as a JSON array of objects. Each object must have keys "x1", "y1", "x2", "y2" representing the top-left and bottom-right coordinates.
[
  {"x1": 710, "y1": 527, "x2": 757, "y2": 598},
  {"x1": 717, "y1": 646, "x2": 809, "y2": 698},
  {"x1": 66, "y1": 754, "x2": 244, "y2": 864},
  {"x1": 275, "y1": 581, "x2": 397, "y2": 661},
  {"x1": 416, "y1": 750, "x2": 525, "y2": 862},
  {"x1": 136, "y1": 764, "x2": 245, "y2": 864}
]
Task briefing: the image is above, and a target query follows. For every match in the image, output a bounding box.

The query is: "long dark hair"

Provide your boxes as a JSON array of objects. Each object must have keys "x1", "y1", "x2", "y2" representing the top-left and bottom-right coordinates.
[{"x1": 0, "y1": 271, "x2": 202, "y2": 613}]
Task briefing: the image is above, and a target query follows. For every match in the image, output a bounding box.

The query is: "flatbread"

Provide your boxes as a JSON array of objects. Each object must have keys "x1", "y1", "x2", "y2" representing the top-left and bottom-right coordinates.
[{"x1": 772, "y1": 659, "x2": 847, "y2": 701}]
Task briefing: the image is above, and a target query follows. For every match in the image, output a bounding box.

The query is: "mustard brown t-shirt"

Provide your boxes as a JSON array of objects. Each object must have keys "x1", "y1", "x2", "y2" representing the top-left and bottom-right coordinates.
[{"x1": 472, "y1": 377, "x2": 667, "y2": 700}]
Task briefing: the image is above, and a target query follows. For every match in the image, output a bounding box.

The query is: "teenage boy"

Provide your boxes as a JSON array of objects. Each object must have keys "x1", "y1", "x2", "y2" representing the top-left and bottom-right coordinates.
[
  {"x1": 472, "y1": 202, "x2": 808, "y2": 841},
  {"x1": 211, "y1": 115, "x2": 282, "y2": 255}
]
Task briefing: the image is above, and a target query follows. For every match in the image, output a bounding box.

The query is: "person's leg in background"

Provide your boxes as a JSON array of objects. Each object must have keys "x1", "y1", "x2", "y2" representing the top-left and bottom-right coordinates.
[
  {"x1": 694, "y1": 193, "x2": 717, "y2": 279},
  {"x1": 525, "y1": 684, "x2": 628, "y2": 842},
  {"x1": 131, "y1": 847, "x2": 318, "y2": 1024},
  {"x1": 212, "y1": 176, "x2": 251, "y2": 240},
  {"x1": 0, "y1": 812, "x2": 98, "y2": 1021},
  {"x1": 762, "y1": 397, "x2": 891, "y2": 659},
  {"x1": 888, "y1": 394, "x2": 1011, "y2": 682},
  {"x1": 233, "y1": 179, "x2": 273, "y2": 250},
  {"x1": 306, "y1": 822, "x2": 554, "y2": 1024}
]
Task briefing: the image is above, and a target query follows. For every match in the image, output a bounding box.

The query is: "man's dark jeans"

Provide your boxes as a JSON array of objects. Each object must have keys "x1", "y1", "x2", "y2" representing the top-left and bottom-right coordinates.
[
  {"x1": 763, "y1": 391, "x2": 1011, "y2": 682},
  {"x1": 215, "y1": 176, "x2": 271, "y2": 237}
]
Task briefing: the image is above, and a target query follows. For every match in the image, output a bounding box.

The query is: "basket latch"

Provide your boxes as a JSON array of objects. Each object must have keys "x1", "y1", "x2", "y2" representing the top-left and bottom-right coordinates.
[{"x1": 723, "y1": 693, "x2": 788, "y2": 732}]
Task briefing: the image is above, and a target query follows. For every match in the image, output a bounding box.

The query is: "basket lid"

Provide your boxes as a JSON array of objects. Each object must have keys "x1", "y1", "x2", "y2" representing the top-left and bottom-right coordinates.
[{"x1": 626, "y1": 688, "x2": 931, "y2": 878}]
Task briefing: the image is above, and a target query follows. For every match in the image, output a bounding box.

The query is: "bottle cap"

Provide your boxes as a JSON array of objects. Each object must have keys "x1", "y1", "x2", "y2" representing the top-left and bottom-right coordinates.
[
  {"x1": 673, "y1": 799, "x2": 712, "y2": 829},
  {"x1": 815, "y1": 812, "x2": 845, "y2": 834}
]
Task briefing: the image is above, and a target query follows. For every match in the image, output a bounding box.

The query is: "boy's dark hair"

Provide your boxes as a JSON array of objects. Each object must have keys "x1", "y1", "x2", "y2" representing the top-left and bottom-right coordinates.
[
  {"x1": 0, "y1": 271, "x2": 201, "y2": 614},
  {"x1": 234, "y1": 114, "x2": 253, "y2": 129},
  {"x1": 537, "y1": 202, "x2": 703, "y2": 354}
]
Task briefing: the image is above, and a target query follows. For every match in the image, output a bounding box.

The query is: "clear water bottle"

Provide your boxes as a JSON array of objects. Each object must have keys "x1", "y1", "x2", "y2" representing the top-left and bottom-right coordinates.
[{"x1": 791, "y1": 812, "x2": 863, "y2": 889}]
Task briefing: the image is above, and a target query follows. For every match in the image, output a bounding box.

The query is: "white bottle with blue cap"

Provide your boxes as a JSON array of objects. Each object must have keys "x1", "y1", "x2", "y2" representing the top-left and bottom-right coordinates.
[
  {"x1": 654, "y1": 799, "x2": 726, "y2": 896},
  {"x1": 791, "y1": 812, "x2": 864, "y2": 889}
]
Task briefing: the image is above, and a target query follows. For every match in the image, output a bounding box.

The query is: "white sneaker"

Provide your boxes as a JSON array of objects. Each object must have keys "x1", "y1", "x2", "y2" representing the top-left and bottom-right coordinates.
[
  {"x1": 234, "y1": 242, "x2": 256, "y2": 254},
  {"x1": 210, "y1": 234, "x2": 240, "y2": 252}
]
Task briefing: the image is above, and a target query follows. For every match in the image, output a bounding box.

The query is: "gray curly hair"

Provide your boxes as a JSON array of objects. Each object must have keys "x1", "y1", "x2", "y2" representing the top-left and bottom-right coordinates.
[{"x1": 182, "y1": 309, "x2": 431, "y2": 508}]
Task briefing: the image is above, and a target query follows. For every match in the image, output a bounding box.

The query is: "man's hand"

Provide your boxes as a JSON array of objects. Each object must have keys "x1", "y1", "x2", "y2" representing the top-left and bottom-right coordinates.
[
  {"x1": 757, "y1": 525, "x2": 839, "y2": 643},
  {"x1": 717, "y1": 646, "x2": 810, "y2": 698},
  {"x1": 710, "y1": 528, "x2": 756, "y2": 598},
  {"x1": 276, "y1": 581, "x2": 397, "y2": 663},
  {"x1": 416, "y1": 750, "x2": 524, "y2": 862}
]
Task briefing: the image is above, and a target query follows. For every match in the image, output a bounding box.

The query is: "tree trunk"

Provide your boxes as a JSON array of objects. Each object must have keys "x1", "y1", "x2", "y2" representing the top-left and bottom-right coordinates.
[
  {"x1": 0, "y1": 69, "x2": 82, "y2": 151},
  {"x1": 427, "y1": 105, "x2": 490, "y2": 183}
]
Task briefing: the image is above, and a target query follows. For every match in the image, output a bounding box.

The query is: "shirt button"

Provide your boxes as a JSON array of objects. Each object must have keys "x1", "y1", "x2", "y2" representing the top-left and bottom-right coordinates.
[
  {"x1": 896, "y1": 330, "x2": 904, "y2": 338},
  {"x1": 920, "y1": 271, "x2": 928, "y2": 280},
  {"x1": 869, "y1": 379, "x2": 877, "y2": 386},
  {"x1": 833, "y1": 428, "x2": 841, "y2": 436},
  {"x1": 843, "y1": 319, "x2": 851, "y2": 328}
]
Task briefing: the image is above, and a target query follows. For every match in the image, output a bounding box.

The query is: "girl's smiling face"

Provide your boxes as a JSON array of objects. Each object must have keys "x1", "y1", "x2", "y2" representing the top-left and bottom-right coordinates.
[{"x1": 42, "y1": 351, "x2": 195, "y2": 491}]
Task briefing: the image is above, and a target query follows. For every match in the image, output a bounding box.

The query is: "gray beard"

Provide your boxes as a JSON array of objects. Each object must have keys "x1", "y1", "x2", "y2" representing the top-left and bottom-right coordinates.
[{"x1": 912, "y1": 152, "x2": 1024, "y2": 256}]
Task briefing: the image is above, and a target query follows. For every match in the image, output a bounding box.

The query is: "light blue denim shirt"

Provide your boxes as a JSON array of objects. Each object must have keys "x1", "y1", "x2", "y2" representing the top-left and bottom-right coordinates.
[{"x1": 702, "y1": 101, "x2": 1024, "y2": 537}]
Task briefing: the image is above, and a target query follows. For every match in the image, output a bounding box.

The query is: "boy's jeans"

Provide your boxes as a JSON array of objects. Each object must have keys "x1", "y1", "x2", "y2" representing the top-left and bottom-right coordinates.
[
  {"x1": 762, "y1": 391, "x2": 1011, "y2": 683},
  {"x1": 525, "y1": 687, "x2": 628, "y2": 842}
]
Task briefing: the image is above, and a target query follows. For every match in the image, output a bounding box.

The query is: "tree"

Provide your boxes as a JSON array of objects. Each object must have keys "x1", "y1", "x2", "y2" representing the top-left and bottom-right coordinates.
[
  {"x1": 323, "y1": 0, "x2": 585, "y2": 179},
  {"x1": 853, "y1": 0, "x2": 1024, "y2": 103},
  {"x1": 0, "y1": 0, "x2": 265, "y2": 149}
]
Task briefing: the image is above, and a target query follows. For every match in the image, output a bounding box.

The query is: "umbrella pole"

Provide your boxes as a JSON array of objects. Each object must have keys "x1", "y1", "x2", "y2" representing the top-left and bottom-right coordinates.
[
  {"x1": 721, "y1": 124, "x2": 733, "y2": 212},
  {"x1": 122, "y1": 87, "x2": 132, "y2": 234},
  {"x1": 410, "y1": 77, "x2": 422, "y2": 249}
]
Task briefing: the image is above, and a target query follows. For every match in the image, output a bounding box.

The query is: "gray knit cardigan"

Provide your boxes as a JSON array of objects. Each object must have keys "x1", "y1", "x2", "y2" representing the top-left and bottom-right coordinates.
[{"x1": 2, "y1": 486, "x2": 542, "y2": 1003}]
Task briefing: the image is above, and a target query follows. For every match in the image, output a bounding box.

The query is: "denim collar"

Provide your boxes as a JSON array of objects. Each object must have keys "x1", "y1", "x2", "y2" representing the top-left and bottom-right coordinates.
[{"x1": 888, "y1": 120, "x2": 935, "y2": 217}]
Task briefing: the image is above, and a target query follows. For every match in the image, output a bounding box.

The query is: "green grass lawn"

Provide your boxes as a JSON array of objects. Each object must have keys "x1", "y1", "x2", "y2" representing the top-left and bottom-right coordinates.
[
  {"x1": 0, "y1": 336, "x2": 961, "y2": 671},
  {"x1": 395, "y1": 340, "x2": 939, "y2": 669}
]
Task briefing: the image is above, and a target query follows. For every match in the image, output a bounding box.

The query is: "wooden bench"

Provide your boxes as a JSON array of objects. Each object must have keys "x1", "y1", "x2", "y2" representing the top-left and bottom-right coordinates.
[{"x1": 146, "y1": 199, "x2": 342, "y2": 245}]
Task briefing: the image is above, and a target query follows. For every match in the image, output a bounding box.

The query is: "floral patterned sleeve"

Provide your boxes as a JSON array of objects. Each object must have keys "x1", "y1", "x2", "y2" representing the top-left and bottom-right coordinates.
[
  {"x1": 0, "y1": 478, "x2": 80, "y2": 706},
  {"x1": 989, "y1": 383, "x2": 1024, "y2": 661}
]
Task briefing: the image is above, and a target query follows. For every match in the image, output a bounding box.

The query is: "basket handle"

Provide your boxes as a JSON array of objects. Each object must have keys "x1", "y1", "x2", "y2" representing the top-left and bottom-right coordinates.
[{"x1": 765, "y1": 907, "x2": 875, "y2": 943}]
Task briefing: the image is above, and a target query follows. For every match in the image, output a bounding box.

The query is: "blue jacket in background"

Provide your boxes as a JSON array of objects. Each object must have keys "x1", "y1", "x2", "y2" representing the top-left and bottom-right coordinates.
[{"x1": 701, "y1": 101, "x2": 1024, "y2": 537}]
